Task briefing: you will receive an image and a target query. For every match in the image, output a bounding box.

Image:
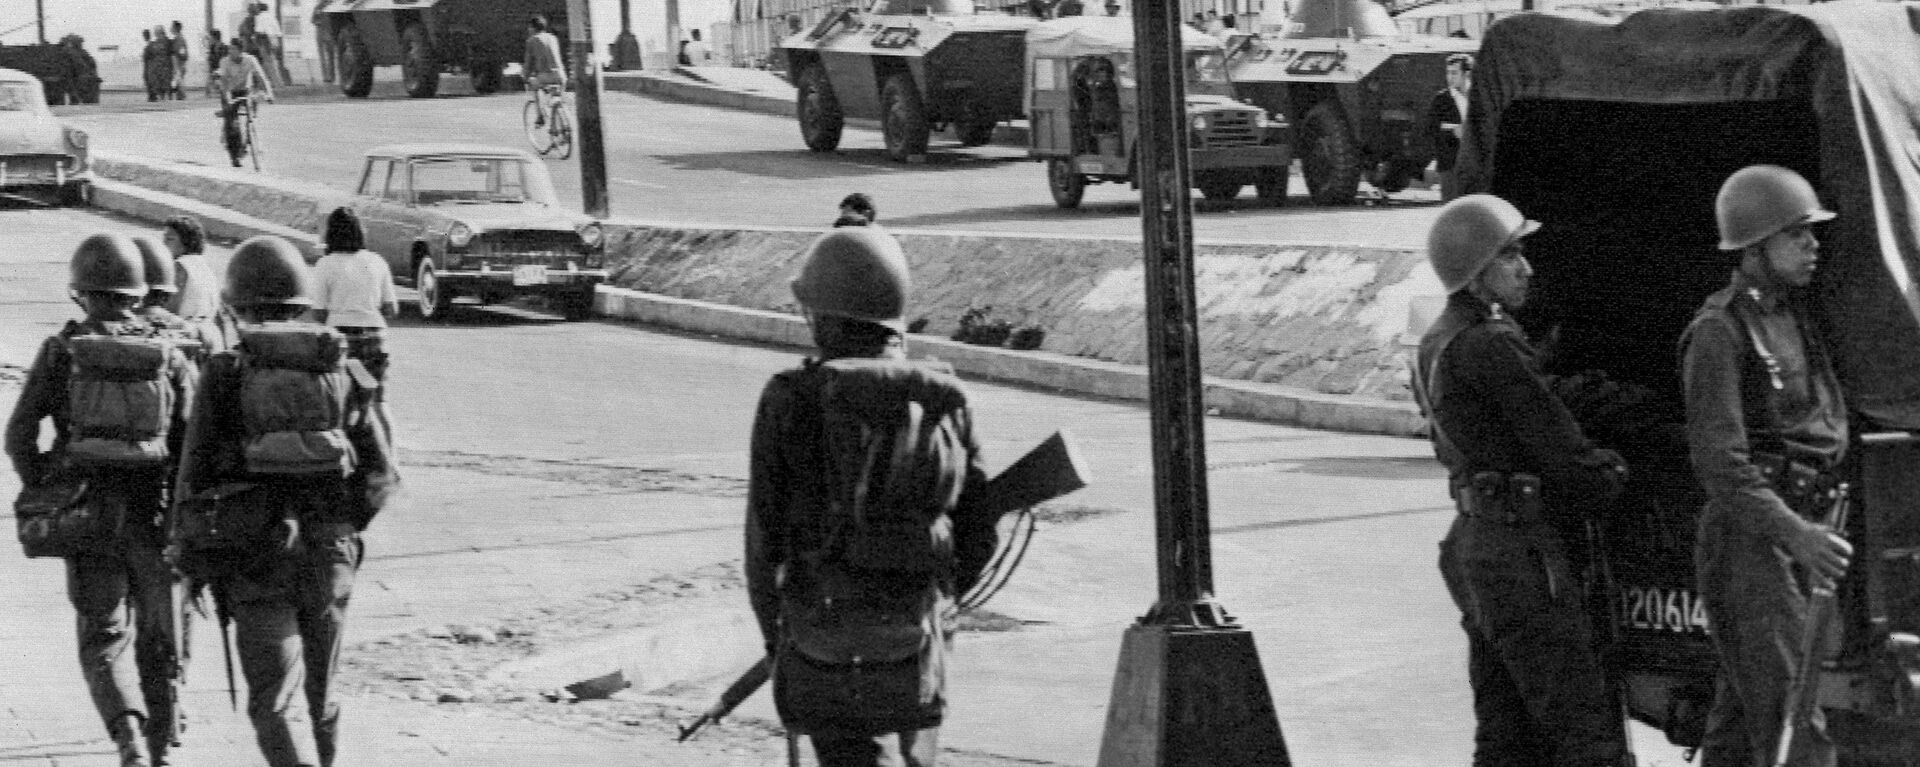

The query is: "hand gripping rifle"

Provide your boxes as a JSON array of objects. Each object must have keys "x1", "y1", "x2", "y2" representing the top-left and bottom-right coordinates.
[
  {"x1": 676, "y1": 430, "x2": 1091, "y2": 743},
  {"x1": 1774, "y1": 482, "x2": 1852, "y2": 767}
]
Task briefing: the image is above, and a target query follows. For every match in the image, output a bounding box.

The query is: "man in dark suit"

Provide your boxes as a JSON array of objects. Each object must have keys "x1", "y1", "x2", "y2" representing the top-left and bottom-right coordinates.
[{"x1": 1428, "y1": 53, "x2": 1473, "y2": 201}]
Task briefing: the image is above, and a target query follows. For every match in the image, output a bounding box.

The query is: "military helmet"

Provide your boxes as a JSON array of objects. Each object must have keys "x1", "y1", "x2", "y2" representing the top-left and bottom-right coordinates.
[
  {"x1": 1715, "y1": 165, "x2": 1835, "y2": 251},
  {"x1": 131, "y1": 235, "x2": 177, "y2": 294},
  {"x1": 791, "y1": 227, "x2": 911, "y2": 331},
  {"x1": 1427, "y1": 194, "x2": 1540, "y2": 294},
  {"x1": 68, "y1": 233, "x2": 148, "y2": 296},
  {"x1": 223, "y1": 236, "x2": 314, "y2": 308}
]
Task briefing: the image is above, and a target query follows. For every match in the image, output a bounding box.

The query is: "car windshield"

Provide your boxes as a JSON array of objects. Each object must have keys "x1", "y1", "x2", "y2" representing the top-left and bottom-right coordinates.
[
  {"x1": 408, "y1": 156, "x2": 559, "y2": 206},
  {"x1": 1184, "y1": 51, "x2": 1233, "y2": 97},
  {"x1": 0, "y1": 81, "x2": 43, "y2": 112}
]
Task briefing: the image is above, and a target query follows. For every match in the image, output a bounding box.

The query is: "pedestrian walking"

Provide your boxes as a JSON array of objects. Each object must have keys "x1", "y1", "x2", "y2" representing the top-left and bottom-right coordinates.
[
  {"x1": 170, "y1": 21, "x2": 190, "y2": 99},
  {"x1": 833, "y1": 192, "x2": 876, "y2": 227},
  {"x1": 1682, "y1": 165, "x2": 1852, "y2": 767},
  {"x1": 746, "y1": 227, "x2": 1000, "y2": 767},
  {"x1": 311, "y1": 208, "x2": 398, "y2": 383},
  {"x1": 142, "y1": 28, "x2": 174, "y2": 102},
  {"x1": 172, "y1": 235, "x2": 390, "y2": 767},
  {"x1": 161, "y1": 216, "x2": 232, "y2": 354},
  {"x1": 1428, "y1": 53, "x2": 1472, "y2": 201},
  {"x1": 313, "y1": 2, "x2": 337, "y2": 85},
  {"x1": 6, "y1": 234, "x2": 198, "y2": 767},
  {"x1": 1414, "y1": 194, "x2": 1634, "y2": 767},
  {"x1": 205, "y1": 30, "x2": 230, "y2": 99}
]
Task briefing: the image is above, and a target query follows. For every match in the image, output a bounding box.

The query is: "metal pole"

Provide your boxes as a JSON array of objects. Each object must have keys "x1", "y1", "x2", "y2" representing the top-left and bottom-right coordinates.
[
  {"x1": 567, "y1": 0, "x2": 610, "y2": 218},
  {"x1": 612, "y1": 0, "x2": 643, "y2": 71},
  {"x1": 36, "y1": 0, "x2": 45, "y2": 44},
  {"x1": 667, "y1": 0, "x2": 683, "y2": 64}
]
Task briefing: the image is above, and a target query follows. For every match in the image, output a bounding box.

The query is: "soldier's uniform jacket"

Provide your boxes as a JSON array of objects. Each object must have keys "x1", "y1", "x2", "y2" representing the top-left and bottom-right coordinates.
[
  {"x1": 1680, "y1": 271, "x2": 1847, "y2": 540},
  {"x1": 1417, "y1": 291, "x2": 1625, "y2": 523},
  {"x1": 5, "y1": 315, "x2": 196, "y2": 489}
]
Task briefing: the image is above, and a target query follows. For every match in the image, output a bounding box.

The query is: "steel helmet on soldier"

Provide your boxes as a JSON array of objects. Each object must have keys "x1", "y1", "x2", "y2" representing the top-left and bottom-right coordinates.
[
  {"x1": 1715, "y1": 165, "x2": 1835, "y2": 251},
  {"x1": 68, "y1": 233, "x2": 148, "y2": 296},
  {"x1": 131, "y1": 235, "x2": 177, "y2": 294},
  {"x1": 791, "y1": 227, "x2": 911, "y2": 331},
  {"x1": 223, "y1": 235, "x2": 314, "y2": 307},
  {"x1": 1427, "y1": 194, "x2": 1540, "y2": 294}
]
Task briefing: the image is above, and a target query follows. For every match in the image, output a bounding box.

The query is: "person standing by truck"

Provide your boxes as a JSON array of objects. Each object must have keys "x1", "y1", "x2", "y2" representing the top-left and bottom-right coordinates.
[
  {"x1": 1415, "y1": 194, "x2": 1634, "y2": 767},
  {"x1": 1681, "y1": 165, "x2": 1852, "y2": 767},
  {"x1": 1428, "y1": 53, "x2": 1472, "y2": 201}
]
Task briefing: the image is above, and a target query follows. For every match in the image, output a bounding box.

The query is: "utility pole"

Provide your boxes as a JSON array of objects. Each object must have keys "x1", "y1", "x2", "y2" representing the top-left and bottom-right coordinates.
[
  {"x1": 35, "y1": 0, "x2": 45, "y2": 44},
  {"x1": 1092, "y1": 0, "x2": 1294, "y2": 762},
  {"x1": 666, "y1": 0, "x2": 682, "y2": 65},
  {"x1": 566, "y1": 0, "x2": 610, "y2": 218},
  {"x1": 612, "y1": 0, "x2": 643, "y2": 70}
]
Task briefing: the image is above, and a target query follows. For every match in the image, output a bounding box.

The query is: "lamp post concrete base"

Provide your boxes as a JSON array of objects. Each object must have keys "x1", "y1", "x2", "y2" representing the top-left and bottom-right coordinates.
[{"x1": 1096, "y1": 622, "x2": 1294, "y2": 767}]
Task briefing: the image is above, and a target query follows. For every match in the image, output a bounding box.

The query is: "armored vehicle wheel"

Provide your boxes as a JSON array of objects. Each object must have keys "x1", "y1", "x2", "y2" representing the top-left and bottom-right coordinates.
[
  {"x1": 1198, "y1": 177, "x2": 1243, "y2": 201},
  {"x1": 796, "y1": 65, "x2": 842, "y2": 152},
  {"x1": 1255, "y1": 168, "x2": 1289, "y2": 205},
  {"x1": 400, "y1": 24, "x2": 439, "y2": 99},
  {"x1": 1047, "y1": 159, "x2": 1085, "y2": 209},
  {"x1": 880, "y1": 73, "x2": 930, "y2": 162},
  {"x1": 470, "y1": 60, "x2": 503, "y2": 94},
  {"x1": 1300, "y1": 101, "x2": 1360, "y2": 205},
  {"x1": 337, "y1": 25, "x2": 373, "y2": 98},
  {"x1": 414, "y1": 258, "x2": 452, "y2": 320},
  {"x1": 955, "y1": 118, "x2": 997, "y2": 147}
]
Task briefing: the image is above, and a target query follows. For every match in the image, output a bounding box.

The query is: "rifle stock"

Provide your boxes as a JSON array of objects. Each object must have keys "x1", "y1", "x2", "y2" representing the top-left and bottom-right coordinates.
[
  {"x1": 972, "y1": 431, "x2": 1090, "y2": 521},
  {"x1": 1773, "y1": 484, "x2": 1851, "y2": 767}
]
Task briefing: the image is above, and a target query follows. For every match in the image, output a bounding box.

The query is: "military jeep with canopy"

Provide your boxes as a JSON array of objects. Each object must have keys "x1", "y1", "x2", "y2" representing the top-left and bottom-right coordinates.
[{"x1": 1459, "y1": 4, "x2": 1920, "y2": 761}]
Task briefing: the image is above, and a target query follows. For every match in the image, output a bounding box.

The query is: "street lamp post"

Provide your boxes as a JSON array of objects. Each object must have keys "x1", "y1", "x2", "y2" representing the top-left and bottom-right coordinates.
[
  {"x1": 566, "y1": 0, "x2": 610, "y2": 218},
  {"x1": 612, "y1": 0, "x2": 643, "y2": 71},
  {"x1": 1093, "y1": 0, "x2": 1295, "y2": 763}
]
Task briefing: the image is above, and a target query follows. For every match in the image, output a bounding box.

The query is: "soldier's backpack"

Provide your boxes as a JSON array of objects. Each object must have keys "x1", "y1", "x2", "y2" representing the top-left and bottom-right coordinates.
[
  {"x1": 64, "y1": 334, "x2": 180, "y2": 468},
  {"x1": 233, "y1": 324, "x2": 359, "y2": 476}
]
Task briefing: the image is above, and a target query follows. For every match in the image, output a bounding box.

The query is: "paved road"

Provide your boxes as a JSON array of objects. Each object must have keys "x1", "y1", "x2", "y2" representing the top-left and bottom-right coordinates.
[
  {"x1": 0, "y1": 206, "x2": 1690, "y2": 765},
  {"x1": 58, "y1": 85, "x2": 1445, "y2": 247}
]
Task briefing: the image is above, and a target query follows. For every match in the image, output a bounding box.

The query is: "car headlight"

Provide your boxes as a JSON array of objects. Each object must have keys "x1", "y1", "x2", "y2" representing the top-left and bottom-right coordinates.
[
  {"x1": 64, "y1": 127, "x2": 87, "y2": 150},
  {"x1": 578, "y1": 222, "x2": 604, "y2": 249},
  {"x1": 447, "y1": 222, "x2": 474, "y2": 248},
  {"x1": 1191, "y1": 115, "x2": 1208, "y2": 132}
]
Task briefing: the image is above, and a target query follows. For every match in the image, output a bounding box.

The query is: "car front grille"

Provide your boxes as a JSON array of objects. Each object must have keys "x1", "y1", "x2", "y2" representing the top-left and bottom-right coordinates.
[
  {"x1": 1202, "y1": 112, "x2": 1264, "y2": 149},
  {"x1": 478, "y1": 231, "x2": 585, "y2": 265}
]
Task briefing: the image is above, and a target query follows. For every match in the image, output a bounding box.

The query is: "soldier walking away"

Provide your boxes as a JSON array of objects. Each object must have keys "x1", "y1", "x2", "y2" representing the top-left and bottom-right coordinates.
[
  {"x1": 1681, "y1": 165, "x2": 1852, "y2": 767},
  {"x1": 172, "y1": 236, "x2": 391, "y2": 767},
  {"x1": 131, "y1": 235, "x2": 217, "y2": 363},
  {"x1": 746, "y1": 227, "x2": 1000, "y2": 767},
  {"x1": 6, "y1": 234, "x2": 199, "y2": 767},
  {"x1": 1415, "y1": 195, "x2": 1634, "y2": 767},
  {"x1": 311, "y1": 208, "x2": 399, "y2": 383},
  {"x1": 833, "y1": 192, "x2": 877, "y2": 227},
  {"x1": 162, "y1": 216, "x2": 233, "y2": 354}
]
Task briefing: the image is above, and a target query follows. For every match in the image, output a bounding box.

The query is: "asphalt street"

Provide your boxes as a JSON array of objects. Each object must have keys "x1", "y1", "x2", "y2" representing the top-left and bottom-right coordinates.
[{"x1": 0, "y1": 205, "x2": 1696, "y2": 765}]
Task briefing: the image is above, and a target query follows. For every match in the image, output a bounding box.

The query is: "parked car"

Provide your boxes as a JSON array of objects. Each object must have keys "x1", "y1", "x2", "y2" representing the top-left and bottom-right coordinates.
[
  {"x1": 0, "y1": 67, "x2": 90, "y2": 205},
  {"x1": 347, "y1": 144, "x2": 606, "y2": 320}
]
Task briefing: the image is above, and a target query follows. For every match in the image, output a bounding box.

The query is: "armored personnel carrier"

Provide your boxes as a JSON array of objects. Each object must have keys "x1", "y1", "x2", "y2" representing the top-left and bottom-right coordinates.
[
  {"x1": 778, "y1": 0, "x2": 1038, "y2": 161},
  {"x1": 1226, "y1": 0, "x2": 1475, "y2": 204},
  {"x1": 318, "y1": 0, "x2": 569, "y2": 99}
]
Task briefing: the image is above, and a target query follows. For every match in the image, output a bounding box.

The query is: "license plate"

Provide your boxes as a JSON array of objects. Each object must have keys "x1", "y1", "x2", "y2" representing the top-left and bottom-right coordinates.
[
  {"x1": 1077, "y1": 160, "x2": 1102, "y2": 174},
  {"x1": 512, "y1": 265, "x2": 548, "y2": 286}
]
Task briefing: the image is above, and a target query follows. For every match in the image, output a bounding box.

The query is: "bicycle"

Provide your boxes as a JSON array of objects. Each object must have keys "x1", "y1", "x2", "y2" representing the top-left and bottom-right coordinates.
[
  {"x1": 522, "y1": 83, "x2": 574, "y2": 160},
  {"x1": 218, "y1": 88, "x2": 267, "y2": 171}
]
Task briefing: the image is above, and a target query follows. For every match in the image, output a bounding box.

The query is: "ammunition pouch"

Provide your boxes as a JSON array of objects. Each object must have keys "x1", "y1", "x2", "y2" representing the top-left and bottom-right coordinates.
[
  {"x1": 1752, "y1": 452, "x2": 1841, "y2": 519},
  {"x1": 1452, "y1": 471, "x2": 1546, "y2": 525}
]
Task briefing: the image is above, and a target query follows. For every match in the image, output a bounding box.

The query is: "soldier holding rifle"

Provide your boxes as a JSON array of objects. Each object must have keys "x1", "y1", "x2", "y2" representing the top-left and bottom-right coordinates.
[{"x1": 1682, "y1": 165, "x2": 1852, "y2": 767}]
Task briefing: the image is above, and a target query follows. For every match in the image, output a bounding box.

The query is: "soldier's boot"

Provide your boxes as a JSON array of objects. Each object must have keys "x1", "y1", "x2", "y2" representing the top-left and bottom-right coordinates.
[
  {"x1": 314, "y1": 707, "x2": 340, "y2": 767},
  {"x1": 110, "y1": 713, "x2": 152, "y2": 767}
]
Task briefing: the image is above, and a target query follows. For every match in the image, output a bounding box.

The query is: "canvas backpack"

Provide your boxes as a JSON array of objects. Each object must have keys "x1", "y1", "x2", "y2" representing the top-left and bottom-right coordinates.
[
  {"x1": 234, "y1": 324, "x2": 361, "y2": 476},
  {"x1": 64, "y1": 333, "x2": 180, "y2": 468}
]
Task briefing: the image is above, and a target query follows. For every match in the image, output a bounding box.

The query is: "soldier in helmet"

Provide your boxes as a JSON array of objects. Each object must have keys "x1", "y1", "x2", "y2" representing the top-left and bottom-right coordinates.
[
  {"x1": 745, "y1": 227, "x2": 1000, "y2": 766},
  {"x1": 173, "y1": 235, "x2": 383, "y2": 767},
  {"x1": 131, "y1": 235, "x2": 216, "y2": 362},
  {"x1": 1682, "y1": 165, "x2": 1851, "y2": 767},
  {"x1": 7, "y1": 234, "x2": 198, "y2": 767},
  {"x1": 1415, "y1": 195, "x2": 1632, "y2": 767}
]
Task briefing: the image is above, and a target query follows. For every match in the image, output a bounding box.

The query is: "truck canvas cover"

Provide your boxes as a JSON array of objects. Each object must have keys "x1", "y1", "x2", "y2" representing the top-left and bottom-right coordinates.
[
  {"x1": 1458, "y1": 3, "x2": 1920, "y2": 429},
  {"x1": 1024, "y1": 15, "x2": 1221, "y2": 60}
]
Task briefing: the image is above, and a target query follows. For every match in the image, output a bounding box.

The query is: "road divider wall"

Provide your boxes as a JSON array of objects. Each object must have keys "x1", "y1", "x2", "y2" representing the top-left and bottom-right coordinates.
[{"x1": 91, "y1": 150, "x2": 1430, "y2": 435}]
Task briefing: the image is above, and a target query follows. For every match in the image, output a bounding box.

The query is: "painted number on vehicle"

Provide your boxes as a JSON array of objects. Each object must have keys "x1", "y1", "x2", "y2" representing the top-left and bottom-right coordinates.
[
  {"x1": 1620, "y1": 585, "x2": 1709, "y2": 635},
  {"x1": 1285, "y1": 51, "x2": 1344, "y2": 75}
]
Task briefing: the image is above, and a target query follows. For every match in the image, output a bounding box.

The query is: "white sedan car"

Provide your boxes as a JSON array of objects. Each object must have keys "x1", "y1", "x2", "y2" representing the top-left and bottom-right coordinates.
[{"x1": 0, "y1": 67, "x2": 90, "y2": 205}]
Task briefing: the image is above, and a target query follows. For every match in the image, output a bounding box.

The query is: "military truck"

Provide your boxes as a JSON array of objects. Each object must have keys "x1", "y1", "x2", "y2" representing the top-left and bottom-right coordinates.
[
  {"x1": 1459, "y1": 4, "x2": 1920, "y2": 762},
  {"x1": 1025, "y1": 16, "x2": 1292, "y2": 208},
  {"x1": 778, "y1": 0, "x2": 1037, "y2": 161},
  {"x1": 318, "y1": 0, "x2": 569, "y2": 99},
  {"x1": 1225, "y1": 0, "x2": 1476, "y2": 205}
]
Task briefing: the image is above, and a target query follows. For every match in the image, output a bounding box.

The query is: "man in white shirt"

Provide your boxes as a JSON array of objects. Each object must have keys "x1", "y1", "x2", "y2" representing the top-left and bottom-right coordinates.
[
  {"x1": 524, "y1": 15, "x2": 568, "y2": 127},
  {"x1": 313, "y1": 208, "x2": 400, "y2": 382},
  {"x1": 685, "y1": 30, "x2": 713, "y2": 64},
  {"x1": 215, "y1": 44, "x2": 275, "y2": 167}
]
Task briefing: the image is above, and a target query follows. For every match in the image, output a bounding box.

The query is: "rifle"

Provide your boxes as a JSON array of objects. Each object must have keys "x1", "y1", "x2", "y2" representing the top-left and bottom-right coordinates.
[
  {"x1": 677, "y1": 431, "x2": 1090, "y2": 742},
  {"x1": 213, "y1": 580, "x2": 237, "y2": 711},
  {"x1": 1774, "y1": 483, "x2": 1852, "y2": 767}
]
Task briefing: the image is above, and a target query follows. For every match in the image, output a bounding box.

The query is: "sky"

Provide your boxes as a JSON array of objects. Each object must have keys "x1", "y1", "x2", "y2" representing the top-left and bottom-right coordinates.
[{"x1": 0, "y1": 0, "x2": 732, "y2": 62}]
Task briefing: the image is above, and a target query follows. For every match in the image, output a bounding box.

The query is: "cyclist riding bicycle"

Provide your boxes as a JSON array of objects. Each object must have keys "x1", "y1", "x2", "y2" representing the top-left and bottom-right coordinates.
[
  {"x1": 214, "y1": 43, "x2": 275, "y2": 167},
  {"x1": 524, "y1": 14, "x2": 566, "y2": 128}
]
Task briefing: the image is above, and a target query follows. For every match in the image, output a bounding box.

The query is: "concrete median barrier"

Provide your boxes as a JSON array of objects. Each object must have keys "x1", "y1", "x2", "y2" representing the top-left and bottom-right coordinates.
[{"x1": 89, "y1": 149, "x2": 1428, "y2": 437}]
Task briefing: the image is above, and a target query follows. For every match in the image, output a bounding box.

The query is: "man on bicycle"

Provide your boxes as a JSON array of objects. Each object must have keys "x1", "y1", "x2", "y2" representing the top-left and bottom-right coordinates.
[
  {"x1": 215, "y1": 43, "x2": 275, "y2": 167},
  {"x1": 524, "y1": 15, "x2": 566, "y2": 128}
]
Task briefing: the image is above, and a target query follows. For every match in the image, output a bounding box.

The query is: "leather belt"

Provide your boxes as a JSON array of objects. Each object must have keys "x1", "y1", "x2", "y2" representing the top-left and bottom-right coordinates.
[
  {"x1": 1752, "y1": 451, "x2": 1841, "y2": 518},
  {"x1": 1452, "y1": 471, "x2": 1546, "y2": 525}
]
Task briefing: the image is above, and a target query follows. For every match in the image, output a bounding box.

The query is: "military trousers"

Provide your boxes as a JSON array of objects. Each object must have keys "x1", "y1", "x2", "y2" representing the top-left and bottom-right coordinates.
[
  {"x1": 65, "y1": 511, "x2": 177, "y2": 745},
  {"x1": 1439, "y1": 514, "x2": 1629, "y2": 767},
  {"x1": 1695, "y1": 504, "x2": 1837, "y2": 767},
  {"x1": 810, "y1": 726, "x2": 941, "y2": 767},
  {"x1": 229, "y1": 522, "x2": 361, "y2": 767}
]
